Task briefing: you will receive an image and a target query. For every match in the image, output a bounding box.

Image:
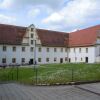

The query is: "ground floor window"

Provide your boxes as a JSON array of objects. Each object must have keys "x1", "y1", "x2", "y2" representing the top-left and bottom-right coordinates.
[
  {"x1": 54, "y1": 58, "x2": 57, "y2": 62},
  {"x1": 46, "y1": 58, "x2": 49, "y2": 62},
  {"x1": 69, "y1": 58, "x2": 71, "y2": 62},
  {"x1": 12, "y1": 58, "x2": 16, "y2": 63},
  {"x1": 75, "y1": 57, "x2": 77, "y2": 61},
  {"x1": 2, "y1": 58, "x2": 6, "y2": 63},
  {"x1": 81, "y1": 58, "x2": 83, "y2": 61},
  {"x1": 65, "y1": 57, "x2": 68, "y2": 61},
  {"x1": 38, "y1": 58, "x2": 41, "y2": 62},
  {"x1": 22, "y1": 58, "x2": 25, "y2": 63}
]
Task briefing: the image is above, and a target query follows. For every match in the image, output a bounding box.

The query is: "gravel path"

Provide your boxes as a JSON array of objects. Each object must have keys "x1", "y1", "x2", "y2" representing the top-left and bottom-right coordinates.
[{"x1": 0, "y1": 83, "x2": 100, "y2": 100}]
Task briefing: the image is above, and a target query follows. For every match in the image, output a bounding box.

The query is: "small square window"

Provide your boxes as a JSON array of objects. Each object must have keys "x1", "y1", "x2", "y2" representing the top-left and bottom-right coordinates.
[
  {"x1": 54, "y1": 48, "x2": 57, "y2": 52},
  {"x1": 12, "y1": 58, "x2": 16, "y2": 63},
  {"x1": 47, "y1": 48, "x2": 49, "y2": 52},
  {"x1": 61, "y1": 48, "x2": 63, "y2": 52},
  {"x1": 86, "y1": 48, "x2": 88, "y2": 53},
  {"x1": 31, "y1": 34, "x2": 34, "y2": 38},
  {"x1": 22, "y1": 58, "x2": 25, "y2": 63},
  {"x1": 38, "y1": 58, "x2": 41, "y2": 62},
  {"x1": 38, "y1": 47, "x2": 41, "y2": 52},
  {"x1": 54, "y1": 58, "x2": 57, "y2": 62},
  {"x1": 65, "y1": 48, "x2": 67, "y2": 52},
  {"x1": 74, "y1": 48, "x2": 75, "y2": 52},
  {"x1": 65, "y1": 57, "x2": 68, "y2": 61},
  {"x1": 68, "y1": 48, "x2": 70, "y2": 52},
  {"x1": 22, "y1": 47, "x2": 25, "y2": 52},
  {"x1": 46, "y1": 58, "x2": 49, "y2": 62},
  {"x1": 31, "y1": 40, "x2": 34, "y2": 45},
  {"x1": 30, "y1": 47, "x2": 34, "y2": 52},
  {"x1": 3, "y1": 46, "x2": 7, "y2": 51},
  {"x1": 79, "y1": 48, "x2": 81, "y2": 53},
  {"x1": 81, "y1": 58, "x2": 83, "y2": 61},
  {"x1": 12, "y1": 46, "x2": 16, "y2": 52},
  {"x1": 31, "y1": 28, "x2": 34, "y2": 32},
  {"x1": 2, "y1": 58, "x2": 6, "y2": 63}
]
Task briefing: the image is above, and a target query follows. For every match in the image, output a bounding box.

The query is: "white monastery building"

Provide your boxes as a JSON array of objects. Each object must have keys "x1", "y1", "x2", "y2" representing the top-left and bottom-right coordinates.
[{"x1": 0, "y1": 24, "x2": 100, "y2": 65}]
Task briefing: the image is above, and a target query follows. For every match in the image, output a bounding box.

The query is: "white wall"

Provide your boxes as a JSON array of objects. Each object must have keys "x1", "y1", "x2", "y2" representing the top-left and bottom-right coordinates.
[
  {"x1": 68, "y1": 47, "x2": 95, "y2": 63},
  {"x1": 36, "y1": 47, "x2": 68, "y2": 64},
  {"x1": 0, "y1": 45, "x2": 68, "y2": 65},
  {"x1": 95, "y1": 45, "x2": 100, "y2": 63}
]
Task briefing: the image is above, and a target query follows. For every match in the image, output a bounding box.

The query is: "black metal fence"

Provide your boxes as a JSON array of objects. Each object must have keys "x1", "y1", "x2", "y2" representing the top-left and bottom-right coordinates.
[{"x1": 0, "y1": 64, "x2": 100, "y2": 85}]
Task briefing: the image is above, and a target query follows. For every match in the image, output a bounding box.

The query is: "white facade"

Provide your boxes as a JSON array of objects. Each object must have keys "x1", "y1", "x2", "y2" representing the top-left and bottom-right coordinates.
[
  {"x1": 0, "y1": 45, "x2": 68, "y2": 65},
  {"x1": 68, "y1": 47, "x2": 96, "y2": 63},
  {"x1": 0, "y1": 24, "x2": 68, "y2": 65},
  {"x1": 0, "y1": 24, "x2": 100, "y2": 65}
]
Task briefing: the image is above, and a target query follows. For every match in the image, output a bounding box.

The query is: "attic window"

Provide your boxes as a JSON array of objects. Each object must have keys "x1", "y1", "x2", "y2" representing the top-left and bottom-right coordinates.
[{"x1": 31, "y1": 28, "x2": 34, "y2": 32}]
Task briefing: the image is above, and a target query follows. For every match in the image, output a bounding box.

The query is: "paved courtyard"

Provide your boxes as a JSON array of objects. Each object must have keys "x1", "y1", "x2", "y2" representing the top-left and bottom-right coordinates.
[{"x1": 0, "y1": 83, "x2": 100, "y2": 100}]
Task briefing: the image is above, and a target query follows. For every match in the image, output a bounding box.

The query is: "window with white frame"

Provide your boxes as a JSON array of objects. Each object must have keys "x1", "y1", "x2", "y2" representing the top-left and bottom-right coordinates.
[
  {"x1": 3, "y1": 46, "x2": 7, "y2": 52},
  {"x1": 47, "y1": 48, "x2": 49, "y2": 52},
  {"x1": 61, "y1": 48, "x2": 63, "y2": 52},
  {"x1": 12, "y1": 58, "x2": 16, "y2": 63},
  {"x1": 86, "y1": 48, "x2": 88, "y2": 53},
  {"x1": 31, "y1": 40, "x2": 34, "y2": 45},
  {"x1": 22, "y1": 47, "x2": 25, "y2": 52},
  {"x1": 31, "y1": 34, "x2": 34, "y2": 38},
  {"x1": 38, "y1": 58, "x2": 41, "y2": 62},
  {"x1": 46, "y1": 58, "x2": 49, "y2": 62},
  {"x1": 38, "y1": 47, "x2": 41, "y2": 52},
  {"x1": 54, "y1": 48, "x2": 57, "y2": 52},
  {"x1": 30, "y1": 47, "x2": 34, "y2": 52},
  {"x1": 2, "y1": 58, "x2": 6, "y2": 63},
  {"x1": 22, "y1": 58, "x2": 25, "y2": 63},
  {"x1": 79, "y1": 48, "x2": 81, "y2": 53},
  {"x1": 54, "y1": 58, "x2": 57, "y2": 62},
  {"x1": 12, "y1": 46, "x2": 16, "y2": 52}
]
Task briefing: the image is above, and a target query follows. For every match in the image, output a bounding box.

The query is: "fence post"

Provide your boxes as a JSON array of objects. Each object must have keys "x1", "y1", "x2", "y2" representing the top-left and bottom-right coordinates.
[
  {"x1": 71, "y1": 67, "x2": 74, "y2": 82},
  {"x1": 16, "y1": 66, "x2": 19, "y2": 81}
]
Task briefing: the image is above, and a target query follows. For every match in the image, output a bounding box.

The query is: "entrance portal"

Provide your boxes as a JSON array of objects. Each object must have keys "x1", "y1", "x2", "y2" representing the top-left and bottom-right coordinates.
[
  {"x1": 85, "y1": 57, "x2": 88, "y2": 63},
  {"x1": 29, "y1": 59, "x2": 34, "y2": 65},
  {"x1": 60, "y1": 58, "x2": 63, "y2": 63}
]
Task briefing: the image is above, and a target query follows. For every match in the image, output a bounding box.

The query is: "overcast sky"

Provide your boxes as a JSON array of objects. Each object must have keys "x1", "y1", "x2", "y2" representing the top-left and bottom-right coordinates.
[{"x1": 0, "y1": 0, "x2": 100, "y2": 32}]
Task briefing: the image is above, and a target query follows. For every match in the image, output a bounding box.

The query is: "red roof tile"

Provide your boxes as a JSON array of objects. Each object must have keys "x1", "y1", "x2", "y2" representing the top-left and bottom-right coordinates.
[
  {"x1": 37, "y1": 29, "x2": 68, "y2": 47},
  {"x1": 0, "y1": 24, "x2": 68, "y2": 47},
  {"x1": 0, "y1": 24, "x2": 100, "y2": 47},
  {"x1": 69, "y1": 25, "x2": 100, "y2": 47},
  {"x1": 0, "y1": 24, "x2": 26, "y2": 45}
]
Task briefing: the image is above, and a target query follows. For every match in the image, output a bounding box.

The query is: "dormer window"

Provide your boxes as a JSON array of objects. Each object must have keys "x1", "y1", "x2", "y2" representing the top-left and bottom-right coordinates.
[
  {"x1": 31, "y1": 34, "x2": 34, "y2": 38},
  {"x1": 31, "y1": 40, "x2": 34, "y2": 45},
  {"x1": 31, "y1": 28, "x2": 34, "y2": 32}
]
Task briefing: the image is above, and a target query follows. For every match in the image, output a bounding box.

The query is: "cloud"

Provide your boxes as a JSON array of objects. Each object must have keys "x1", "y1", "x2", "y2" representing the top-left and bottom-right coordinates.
[
  {"x1": 28, "y1": 8, "x2": 40, "y2": 18},
  {"x1": 42, "y1": 0, "x2": 100, "y2": 31},
  {"x1": 0, "y1": 14, "x2": 16, "y2": 24},
  {"x1": 0, "y1": 0, "x2": 14, "y2": 9},
  {"x1": 0, "y1": 0, "x2": 63, "y2": 10}
]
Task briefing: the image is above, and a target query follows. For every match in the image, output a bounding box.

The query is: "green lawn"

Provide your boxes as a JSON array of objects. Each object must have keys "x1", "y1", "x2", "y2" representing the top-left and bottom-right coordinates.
[{"x1": 0, "y1": 63, "x2": 100, "y2": 85}]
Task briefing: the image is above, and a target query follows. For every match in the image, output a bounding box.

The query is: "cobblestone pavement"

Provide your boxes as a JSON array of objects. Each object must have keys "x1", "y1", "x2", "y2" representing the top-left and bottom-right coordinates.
[{"x1": 0, "y1": 83, "x2": 100, "y2": 100}]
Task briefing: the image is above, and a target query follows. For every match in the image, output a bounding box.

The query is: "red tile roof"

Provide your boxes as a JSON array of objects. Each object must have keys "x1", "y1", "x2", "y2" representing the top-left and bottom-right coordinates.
[
  {"x1": 37, "y1": 29, "x2": 68, "y2": 47},
  {"x1": 69, "y1": 25, "x2": 100, "y2": 47},
  {"x1": 0, "y1": 24, "x2": 26, "y2": 45},
  {"x1": 0, "y1": 24, "x2": 68, "y2": 47},
  {"x1": 0, "y1": 24, "x2": 100, "y2": 47}
]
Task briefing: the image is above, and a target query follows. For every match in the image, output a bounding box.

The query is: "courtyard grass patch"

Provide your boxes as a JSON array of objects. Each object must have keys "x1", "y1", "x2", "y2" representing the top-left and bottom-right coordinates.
[{"x1": 0, "y1": 63, "x2": 100, "y2": 85}]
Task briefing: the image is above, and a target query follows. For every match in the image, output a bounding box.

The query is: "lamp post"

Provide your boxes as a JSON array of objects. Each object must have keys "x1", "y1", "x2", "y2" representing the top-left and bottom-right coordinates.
[{"x1": 34, "y1": 39, "x2": 38, "y2": 85}]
